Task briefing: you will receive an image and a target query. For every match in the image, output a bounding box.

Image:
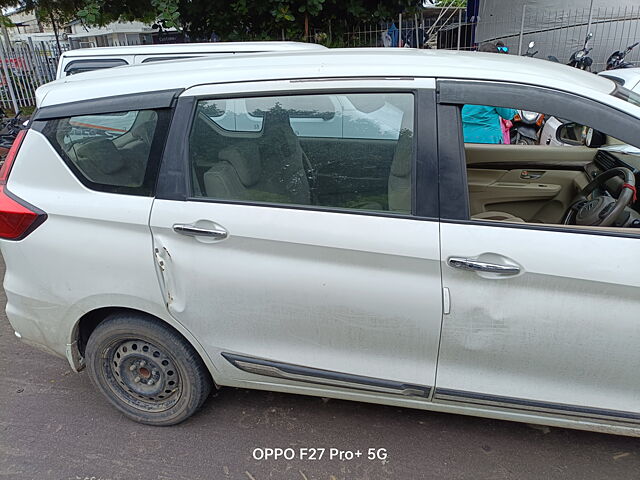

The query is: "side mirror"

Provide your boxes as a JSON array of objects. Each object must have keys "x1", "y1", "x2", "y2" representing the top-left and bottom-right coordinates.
[
  {"x1": 528, "y1": 41, "x2": 535, "y2": 49},
  {"x1": 556, "y1": 122, "x2": 606, "y2": 147},
  {"x1": 556, "y1": 122, "x2": 586, "y2": 146},
  {"x1": 586, "y1": 32, "x2": 594, "y2": 40}
]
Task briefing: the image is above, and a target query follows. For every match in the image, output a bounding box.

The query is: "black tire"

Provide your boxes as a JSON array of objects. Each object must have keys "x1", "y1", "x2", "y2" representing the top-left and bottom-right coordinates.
[
  {"x1": 516, "y1": 136, "x2": 537, "y2": 146},
  {"x1": 85, "y1": 312, "x2": 213, "y2": 426}
]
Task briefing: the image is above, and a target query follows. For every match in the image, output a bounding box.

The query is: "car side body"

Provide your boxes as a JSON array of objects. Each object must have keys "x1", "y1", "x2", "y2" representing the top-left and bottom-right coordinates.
[{"x1": 5, "y1": 49, "x2": 640, "y2": 434}]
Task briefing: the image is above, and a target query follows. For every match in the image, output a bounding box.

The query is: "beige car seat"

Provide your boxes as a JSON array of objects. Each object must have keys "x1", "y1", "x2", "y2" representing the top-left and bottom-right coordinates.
[{"x1": 203, "y1": 110, "x2": 310, "y2": 204}]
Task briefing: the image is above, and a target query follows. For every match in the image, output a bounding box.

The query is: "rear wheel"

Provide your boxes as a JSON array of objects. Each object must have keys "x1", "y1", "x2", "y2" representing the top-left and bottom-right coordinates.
[{"x1": 85, "y1": 313, "x2": 212, "y2": 425}]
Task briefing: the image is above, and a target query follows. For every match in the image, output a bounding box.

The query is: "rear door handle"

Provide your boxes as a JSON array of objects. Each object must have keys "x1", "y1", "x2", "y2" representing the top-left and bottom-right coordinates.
[
  {"x1": 173, "y1": 224, "x2": 228, "y2": 239},
  {"x1": 448, "y1": 257, "x2": 520, "y2": 275}
]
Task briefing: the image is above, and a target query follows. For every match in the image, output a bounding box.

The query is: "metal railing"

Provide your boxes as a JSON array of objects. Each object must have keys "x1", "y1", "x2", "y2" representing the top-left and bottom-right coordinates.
[
  {"x1": 0, "y1": 39, "x2": 67, "y2": 112},
  {"x1": 474, "y1": 4, "x2": 640, "y2": 70}
]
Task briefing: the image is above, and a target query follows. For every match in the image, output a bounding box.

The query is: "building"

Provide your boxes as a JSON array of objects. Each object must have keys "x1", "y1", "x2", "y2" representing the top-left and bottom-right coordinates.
[{"x1": 64, "y1": 20, "x2": 156, "y2": 49}]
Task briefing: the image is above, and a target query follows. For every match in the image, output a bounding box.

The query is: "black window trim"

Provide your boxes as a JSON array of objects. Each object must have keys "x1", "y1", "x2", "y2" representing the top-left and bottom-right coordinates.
[
  {"x1": 436, "y1": 78, "x2": 640, "y2": 239},
  {"x1": 33, "y1": 88, "x2": 184, "y2": 121},
  {"x1": 156, "y1": 87, "x2": 440, "y2": 220},
  {"x1": 141, "y1": 55, "x2": 200, "y2": 64}
]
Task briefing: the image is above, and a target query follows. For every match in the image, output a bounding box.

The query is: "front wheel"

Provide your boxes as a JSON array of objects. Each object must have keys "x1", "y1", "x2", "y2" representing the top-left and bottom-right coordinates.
[
  {"x1": 85, "y1": 313, "x2": 213, "y2": 425},
  {"x1": 516, "y1": 136, "x2": 537, "y2": 146}
]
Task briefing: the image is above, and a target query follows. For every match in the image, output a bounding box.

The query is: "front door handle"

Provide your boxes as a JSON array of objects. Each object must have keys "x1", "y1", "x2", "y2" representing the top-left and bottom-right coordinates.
[
  {"x1": 448, "y1": 257, "x2": 520, "y2": 275},
  {"x1": 173, "y1": 223, "x2": 228, "y2": 240}
]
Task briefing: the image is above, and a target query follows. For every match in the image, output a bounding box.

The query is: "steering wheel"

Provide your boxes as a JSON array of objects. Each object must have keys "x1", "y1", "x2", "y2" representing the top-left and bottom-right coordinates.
[{"x1": 563, "y1": 167, "x2": 636, "y2": 227}]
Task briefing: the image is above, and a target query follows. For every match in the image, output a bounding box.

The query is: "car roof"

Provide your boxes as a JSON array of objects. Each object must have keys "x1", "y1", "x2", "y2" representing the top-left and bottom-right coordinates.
[
  {"x1": 38, "y1": 48, "x2": 618, "y2": 108},
  {"x1": 58, "y1": 41, "x2": 327, "y2": 58},
  {"x1": 598, "y1": 68, "x2": 640, "y2": 92}
]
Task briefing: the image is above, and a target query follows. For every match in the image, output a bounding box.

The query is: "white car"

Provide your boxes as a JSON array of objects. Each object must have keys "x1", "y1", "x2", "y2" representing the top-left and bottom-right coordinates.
[
  {"x1": 599, "y1": 67, "x2": 640, "y2": 92},
  {"x1": 4, "y1": 49, "x2": 640, "y2": 435},
  {"x1": 55, "y1": 41, "x2": 326, "y2": 78}
]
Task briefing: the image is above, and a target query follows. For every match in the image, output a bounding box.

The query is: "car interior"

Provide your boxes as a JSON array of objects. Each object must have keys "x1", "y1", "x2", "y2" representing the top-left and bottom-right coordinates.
[
  {"x1": 189, "y1": 94, "x2": 414, "y2": 214},
  {"x1": 463, "y1": 114, "x2": 640, "y2": 230},
  {"x1": 48, "y1": 110, "x2": 158, "y2": 188}
]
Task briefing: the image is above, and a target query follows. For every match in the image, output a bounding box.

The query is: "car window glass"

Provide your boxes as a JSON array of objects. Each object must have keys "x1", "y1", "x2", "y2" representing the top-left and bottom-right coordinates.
[
  {"x1": 141, "y1": 56, "x2": 199, "y2": 63},
  {"x1": 190, "y1": 92, "x2": 414, "y2": 214},
  {"x1": 458, "y1": 103, "x2": 640, "y2": 230},
  {"x1": 42, "y1": 109, "x2": 159, "y2": 195},
  {"x1": 64, "y1": 58, "x2": 128, "y2": 76}
]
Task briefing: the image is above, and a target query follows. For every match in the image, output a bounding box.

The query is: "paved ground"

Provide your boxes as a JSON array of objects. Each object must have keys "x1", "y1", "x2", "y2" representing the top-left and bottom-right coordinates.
[{"x1": 1, "y1": 262, "x2": 640, "y2": 480}]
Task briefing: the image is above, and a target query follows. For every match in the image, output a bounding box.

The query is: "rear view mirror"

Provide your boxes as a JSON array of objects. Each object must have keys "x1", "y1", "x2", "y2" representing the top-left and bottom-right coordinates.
[{"x1": 528, "y1": 41, "x2": 535, "y2": 49}]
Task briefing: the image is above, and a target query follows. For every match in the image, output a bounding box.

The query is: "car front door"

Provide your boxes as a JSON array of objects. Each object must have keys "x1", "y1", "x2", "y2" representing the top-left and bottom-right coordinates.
[
  {"x1": 149, "y1": 79, "x2": 443, "y2": 399},
  {"x1": 434, "y1": 80, "x2": 640, "y2": 424}
]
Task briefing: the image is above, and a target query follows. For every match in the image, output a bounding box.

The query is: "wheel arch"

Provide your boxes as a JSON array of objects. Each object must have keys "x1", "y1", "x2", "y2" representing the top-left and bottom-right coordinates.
[{"x1": 71, "y1": 306, "x2": 220, "y2": 383}]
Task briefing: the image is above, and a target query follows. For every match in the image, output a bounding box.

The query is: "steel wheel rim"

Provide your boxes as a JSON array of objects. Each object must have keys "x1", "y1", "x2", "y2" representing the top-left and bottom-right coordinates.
[{"x1": 102, "y1": 339, "x2": 182, "y2": 412}]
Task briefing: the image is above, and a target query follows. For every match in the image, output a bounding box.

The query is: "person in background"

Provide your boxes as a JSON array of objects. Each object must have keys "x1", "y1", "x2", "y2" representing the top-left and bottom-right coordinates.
[
  {"x1": 462, "y1": 42, "x2": 517, "y2": 143},
  {"x1": 496, "y1": 40, "x2": 510, "y2": 54}
]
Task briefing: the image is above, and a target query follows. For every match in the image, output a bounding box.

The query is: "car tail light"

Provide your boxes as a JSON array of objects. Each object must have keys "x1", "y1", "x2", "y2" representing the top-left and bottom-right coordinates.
[{"x1": 0, "y1": 130, "x2": 46, "y2": 240}]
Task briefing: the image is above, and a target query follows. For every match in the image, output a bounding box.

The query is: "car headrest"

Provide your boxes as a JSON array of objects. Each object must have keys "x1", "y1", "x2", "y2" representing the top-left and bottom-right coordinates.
[
  {"x1": 132, "y1": 123, "x2": 153, "y2": 145},
  {"x1": 262, "y1": 110, "x2": 299, "y2": 159},
  {"x1": 75, "y1": 137, "x2": 125, "y2": 175},
  {"x1": 390, "y1": 128, "x2": 413, "y2": 178},
  {"x1": 347, "y1": 94, "x2": 386, "y2": 113},
  {"x1": 218, "y1": 146, "x2": 261, "y2": 187}
]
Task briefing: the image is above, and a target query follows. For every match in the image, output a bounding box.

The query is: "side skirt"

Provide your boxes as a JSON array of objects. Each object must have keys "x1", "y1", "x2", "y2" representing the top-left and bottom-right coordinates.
[
  {"x1": 434, "y1": 388, "x2": 640, "y2": 424},
  {"x1": 221, "y1": 352, "x2": 431, "y2": 398}
]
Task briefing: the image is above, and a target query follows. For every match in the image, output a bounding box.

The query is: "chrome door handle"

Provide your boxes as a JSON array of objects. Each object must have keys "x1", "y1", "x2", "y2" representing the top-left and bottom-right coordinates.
[
  {"x1": 173, "y1": 224, "x2": 228, "y2": 239},
  {"x1": 448, "y1": 257, "x2": 520, "y2": 275}
]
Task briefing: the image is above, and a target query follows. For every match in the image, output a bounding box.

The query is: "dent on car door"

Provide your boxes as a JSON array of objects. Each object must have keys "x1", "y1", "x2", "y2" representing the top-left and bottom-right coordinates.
[
  {"x1": 150, "y1": 84, "x2": 443, "y2": 399},
  {"x1": 435, "y1": 80, "x2": 640, "y2": 425}
]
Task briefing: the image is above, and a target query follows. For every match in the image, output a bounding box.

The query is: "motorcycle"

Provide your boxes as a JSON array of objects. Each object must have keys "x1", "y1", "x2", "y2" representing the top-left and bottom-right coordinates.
[
  {"x1": 523, "y1": 41, "x2": 538, "y2": 58},
  {"x1": 568, "y1": 32, "x2": 594, "y2": 71},
  {"x1": 606, "y1": 41, "x2": 639, "y2": 70},
  {"x1": 0, "y1": 111, "x2": 23, "y2": 160}
]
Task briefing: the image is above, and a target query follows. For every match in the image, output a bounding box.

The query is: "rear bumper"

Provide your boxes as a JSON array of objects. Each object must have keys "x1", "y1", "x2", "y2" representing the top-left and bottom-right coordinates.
[{"x1": 5, "y1": 288, "x2": 70, "y2": 359}]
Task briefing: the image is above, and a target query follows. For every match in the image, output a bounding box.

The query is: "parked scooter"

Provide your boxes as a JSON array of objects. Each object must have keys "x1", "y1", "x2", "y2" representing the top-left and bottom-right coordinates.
[
  {"x1": 509, "y1": 42, "x2": 544, "y2": 145},
  {"x1": 606, "y1": 41, "x2": 639, "y2": 70},
  {"x1": 568, "y1": 32, "x2": 594, "y2": 71},
  {"x1": 510, "y1": 110, "x2": 545, "y2": 145}
]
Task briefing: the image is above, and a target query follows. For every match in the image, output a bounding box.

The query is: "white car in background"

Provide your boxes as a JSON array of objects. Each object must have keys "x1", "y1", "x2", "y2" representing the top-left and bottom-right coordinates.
[
  {"x1": 55, "y1": 41, "x2": 326, "y2": 78},
  {"x1": 599, "y1": 67, "x2": 640, "y2": 92},
  {"x1": 5, "y1": 49, "x2": 640, "y2": 437}
]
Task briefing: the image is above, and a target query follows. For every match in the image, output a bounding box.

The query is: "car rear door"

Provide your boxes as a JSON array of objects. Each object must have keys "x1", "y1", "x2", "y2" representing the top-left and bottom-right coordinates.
[
  {"x1": 149, "y1": 78, "x2": 443, "y2": 399},
  {"x1": 434, "y1": 79, "x2": 640, "y2": 424}
]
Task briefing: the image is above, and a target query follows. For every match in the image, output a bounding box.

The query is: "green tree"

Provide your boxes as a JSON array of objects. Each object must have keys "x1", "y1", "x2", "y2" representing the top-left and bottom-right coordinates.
[
  {"x1": 435, "y1": 0, "x2": 466, "y2": 7},
  {"x1": 3, "y1": 0, "x2": 429, "y2": 44}
]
